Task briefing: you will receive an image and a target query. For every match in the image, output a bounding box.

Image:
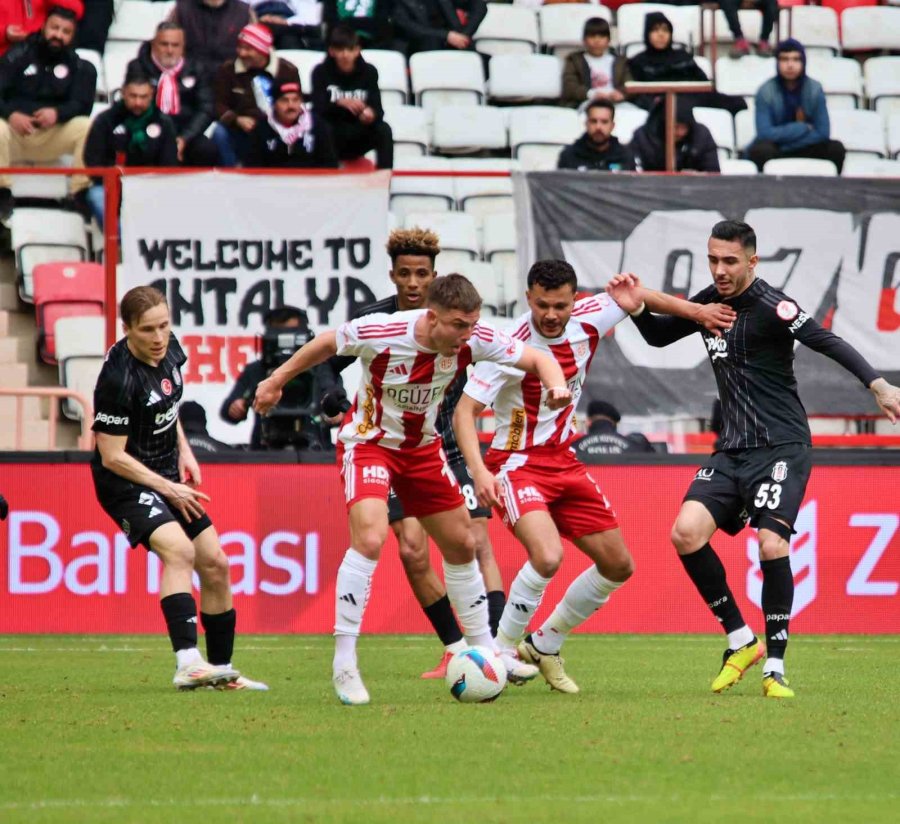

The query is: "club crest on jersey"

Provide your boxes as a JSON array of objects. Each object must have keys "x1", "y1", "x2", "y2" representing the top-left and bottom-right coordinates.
[
  {"x1": 439, "y1": 356, "x2": 455, "y2": 371},
  {"x1": 776, "y1": 300, "x2": 799, "y2": 321},
  {"x1": 771, "y1": 461, "x2": 789, "y2": 483},
  {"x1": 574, "y1": 342, "x2": 588, "y2": 359},
  {"x1": 161, "y1": 378, "x2": 173, "y2": 395}
]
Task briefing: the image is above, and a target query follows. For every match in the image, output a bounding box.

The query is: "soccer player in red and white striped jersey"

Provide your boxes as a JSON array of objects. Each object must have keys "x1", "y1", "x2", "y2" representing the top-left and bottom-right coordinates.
[
  {"x1": 454, "y1": 260, "x2": 735, "y2": 693},
  {"x1": 254, "y1": 274, "x2": 573, "y2": 705}
]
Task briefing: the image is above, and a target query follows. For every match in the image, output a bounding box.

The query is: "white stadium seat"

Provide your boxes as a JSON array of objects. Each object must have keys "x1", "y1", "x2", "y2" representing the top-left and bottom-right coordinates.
[
  {"x1": 410, "y1": 51, "x2": 485, "y2": 109},
  {"x1": 382, "y1": 105, "x2": 430, "y2": 157},
  {"x1": 735, "y1": 104, "x2": 756, "y2": 152},
  {"x1": 55, "y1": 316, "x2": 106, "y2": 420},
  {"x1": 451, "y1": 158, "x2": 518, "y2": 217},
  {"x1": 702, "y1": 9, "x2": 762, "y2": 46},
  {"x1": 431, "y1": 105, "x2": 508, "y2": 154},
  {"x1": 474, "y1": 5, "x2": 540, "y2": 56},
  {"x1": 806, "y1": 56, "x2": 863, "y2": 110},
  {"x1": 10, "y1": 209, "x2": 88, "y2": 302},
  {"x1": 779, "y1": 6, "x2": 840, "y2": 55},
  {"x1": 762, "y1": 157, "x2": 839, "y2": 176},
  {"x1": 715, "y1": 56, "x2": 776, "y2": 102},
  {"x1": 103, "y1": 40, "x2": 140, "y2": 98},
  {"x1": 829, "y1": 109, "x2": 887, "y2": 157},
  {"x1": 404, "y1": 212, "x2": 480, "y2": 269},
  {"x1": 693, "y1": 107, "x2": 736, "y2": 156},
  {"x1": 390, "y1": 157, "x2": 455, "y2": 220},
  {"x1": 719, "y1": 158, "x2": 758, "y2": 175},
  {"x1": 508, "y1": 106, "x2": 581, "y2": 161},
  {"x1": 488, "y1": 54, "x2": 563, "y2": 102},
  {"x1": 482, "y1": 212, "x2": 520, "y2": 313},
  {"x1": 10, "y1": 158, "x2": 70, "y2": 200},
  {"x1": 888, "y1": 113, "x2": 900, "y2": 158},
  {"x1": 279, "y1": 50, "x2": 326, "y2": 97},
  {"x1": 362, "y1": 49, "x2": 409, "y2": 106},
  {"x1": 864, "y1": 57, "x2": 900, "y2": 114},
  {"x1": 841, "y1": 7, "x2": 900, "y2": 52},
  {"x1": 841, "y1": 156, "x2": 900, "y2": 177},
  {"x1": 611, "y1": 106, "x2": 648, "y2": 145},
  {"x1": 455, "y1": 260, "x2": 506, "y2": 315},
  {"x1": 108, "y1": 0, "x2": 174, "y2": 42},
  {"x1": 538, "y1": 4, "x2": 612, "y2": 56},
  {"x1": 76, "y1": 49, "x2": 106, "y2": 99}
]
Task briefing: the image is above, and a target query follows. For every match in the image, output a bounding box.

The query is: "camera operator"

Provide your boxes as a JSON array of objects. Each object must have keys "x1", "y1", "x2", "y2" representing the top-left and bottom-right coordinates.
[{"x1": 220, "y1": 305, "x2": 342, "y2": 449}]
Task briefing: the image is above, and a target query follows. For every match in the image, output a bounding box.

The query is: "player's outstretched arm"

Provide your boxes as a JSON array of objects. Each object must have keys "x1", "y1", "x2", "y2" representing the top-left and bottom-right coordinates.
[
  {"x1": 606, "y1": 274, "x2": 700, "y2": 347},
  {"x1": 641, "y1": 288, "x2": 735, "y2": 337},
  {"x1": 515, "y1": 346, "x2": 572, "y2": 410},
  {"x1": 453, "y1": 393, "x2": 502, "y2": 509},
  {"x1": 254, "y1": 331, "x2": 338, "y2": 415},
  {"x1": 96, "y1": 432, "x2": 210, "y2": 521}
]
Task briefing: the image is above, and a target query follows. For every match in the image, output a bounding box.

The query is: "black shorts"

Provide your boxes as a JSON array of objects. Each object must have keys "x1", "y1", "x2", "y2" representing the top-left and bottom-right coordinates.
[
  {"x1": 684, "y1": 442, "x2": 812, "y2": 537},
  {"x1": 387, "y1": 460, "x2": 492, "y2": 523},
  {"x1": 93, "y1": 472, "x2": 213, "y2": 550}
]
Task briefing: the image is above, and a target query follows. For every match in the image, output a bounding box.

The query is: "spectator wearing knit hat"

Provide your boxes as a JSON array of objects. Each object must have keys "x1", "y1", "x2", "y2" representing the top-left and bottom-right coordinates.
[
  {"x1": 170, "y1": 0, "x2": 252, "y2": 82},
  {"x1": 245, "y1": 76, "x2": 338, "y2": 168},
  {"x1": 212, "y1": 23, "x2": 300, "y2": 166}
]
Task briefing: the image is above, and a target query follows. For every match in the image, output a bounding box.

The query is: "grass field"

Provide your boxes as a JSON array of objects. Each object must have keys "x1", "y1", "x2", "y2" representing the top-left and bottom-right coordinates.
[{"x1": 1, "y1": 634, "x2": 898, "y2": 824}]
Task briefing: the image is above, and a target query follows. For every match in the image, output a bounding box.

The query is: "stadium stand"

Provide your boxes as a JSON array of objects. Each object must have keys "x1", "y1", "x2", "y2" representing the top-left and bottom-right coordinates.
[
  {"x1": 806, "y1": 55, "x2": 863, "y2": 109},
  {"x1": 864, "y1": 57, "x2": 900, "y2": 113},
  {"x1": 361, "y1": 49, "x2": 409, "y2": 105},
  {"x1": 451, "y1": 158, "x2": 517, "y2": 217},
  {"x1": 488, "y1": 53, "x2": 563, "y2": 103},
  {"x1": 829, "y1": 109, "x2": 887, "y2": 157},
  {"x1": 381, "y1": 105, "x2": 430, "y2": 158},
  {"x1": 779, "y1": 5, "x2": 841, "y2": 55},
  {"x1": 54, "y1": 315, "x2": 106, "y2": 420},
  {"x1": 840, "y1": 6, "x2": 900, "y2": 52},
  {"x1": 404, "y1": 211, "x2": 480, "y2": 271},
  {"x1": 719, "y1": 158, "x2": 759, "y2": 175},
  {"x1": 431, "y1": 105, "x2": 508, "y2": 154},
  {"x1": 390, "y1": 157, "x2": 455, "y2": 219},
  {"x1": 107, "y1": 1, "x2": 174, "y2": 43},
  {"x1": 693, "y1": 107, "x2": 737, "y2": 156},
  {"x1": 762, "y1": 157, "x2": 840, "y2": 176},
  {"x1": 10, "y1": 210, "x2": 89, "y2": 303},
  {"x1": 32, "y1": 262, "x2": 104, "y2": 364},
  {"x1": 473, "y1": 5, "x2": 540, "y2": 56},
  {"x1": 409, "y1": 51, "x2": 486, "y2": 109},
  {"x1": 538, "y1": 4, "x2": 613, "y2": 57}
]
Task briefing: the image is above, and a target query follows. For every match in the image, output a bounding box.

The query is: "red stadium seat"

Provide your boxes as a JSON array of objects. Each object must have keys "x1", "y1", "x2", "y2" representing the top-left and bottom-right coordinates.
[{"x1": 33, "y1": 262, "x2": 105, "y2": 364}]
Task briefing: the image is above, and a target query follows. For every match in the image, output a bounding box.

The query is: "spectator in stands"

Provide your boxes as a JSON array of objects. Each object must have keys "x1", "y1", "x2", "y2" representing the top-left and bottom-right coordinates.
[
  {"x1": 128, "y1": 22, "x2": 218, "y2": 166},
  {"x1": 627, "y1": 12, "x2": 746, "y2": 117},
  {"x1": 82, "y1": 70, "x2": 177, "y2": 227},
  {"x1": 322, "y1": 0, "x2": 393, "y2": 50},
  {"x1": 213, "y1": 23, "x2": 300, "y2": 166},
  {"x1": 746, "y1": 39, "x2": 845, "y2": 173},
  {"x1": 573, "y1": 400, "x2": 656, "y2": 458},
  {"x1": 179, "y1": 401, "x2": 239, "y2": 453},
  {"x1": 311, "y1": 24, "x2": 392, "y2": 169},
  {"x1": 75, "y1": 0, "x2": 113, "y2": 54},
  {"x1": 169, "y1": 0, "x2": 253, "y2": 82},
  {"x1": 1, "y1": 0, "x2": 83, "y2": 56},
  {"x1": 721, "y1": 0, "x2": 776, "y2": 58},
  {"x1": 240, "y1": 0, "x2": 324, "y2": 50},
  {"x1": 561, "y1": 17, "x2": 627, "y2": 111},
  {"x1": 631, "y1": 97, "x2": 720, "y2": 173},
  {"x1": 0, "y1": 5, "x2": 96, "y2": 219},
  {"x1": 245, "y1": 76, "x2": 338, "y2": 167},
  {"x1": 557, "y1": 100, "x2": 633, "y2": 172},
  {"x1": 393, "y1": 0, "x2": 487, "y2": 57}
]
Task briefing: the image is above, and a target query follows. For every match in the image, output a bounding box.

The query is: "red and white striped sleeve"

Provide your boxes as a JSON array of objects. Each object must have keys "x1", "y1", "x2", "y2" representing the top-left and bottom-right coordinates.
[
  {"x1": 572, "y1": 294, "x2": 627, "y2": 336},
  {"x1": 335, "y1": 313, "x2": 409, "y2": 359}
]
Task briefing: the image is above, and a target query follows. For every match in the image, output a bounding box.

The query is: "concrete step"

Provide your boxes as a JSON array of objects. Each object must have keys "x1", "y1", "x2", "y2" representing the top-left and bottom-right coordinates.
[
  {"x1": 0, "y1": 416, "x2": 52, "y2": 449},
  {"x1": 0, "y1": 280, "x2": 19, "y2": 310},
  {"x1": 0, "y1": 308, "x2": 35, "y2": 336},
  {"x1": 0, "y1": 394, "x2": 43, "y2": 418},
  {"x1": 0, "y1": 362, "x2": 28, "y2": 387},
  {"x1": 0, "y1": 335, "x2": 24, "y2": 363}
]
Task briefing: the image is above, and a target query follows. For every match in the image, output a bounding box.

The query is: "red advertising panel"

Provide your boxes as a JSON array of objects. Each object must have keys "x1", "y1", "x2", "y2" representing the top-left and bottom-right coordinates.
[{"x1": 0, "y1": 463, "x2": 897, "y2": 634}]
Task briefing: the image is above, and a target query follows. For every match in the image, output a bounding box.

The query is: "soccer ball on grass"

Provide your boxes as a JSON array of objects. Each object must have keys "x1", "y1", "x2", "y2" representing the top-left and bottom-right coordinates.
[{"x1": 446, "y1": 646, "x2": 507, "y2": 703}]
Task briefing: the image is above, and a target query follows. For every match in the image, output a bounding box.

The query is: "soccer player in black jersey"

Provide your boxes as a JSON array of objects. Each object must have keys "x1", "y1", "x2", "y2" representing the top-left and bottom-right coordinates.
[
  {"x1": 608, "y1": 220, "x2": 900, "y2": 699},
  {"x1": 91, "y1": 286, "x2": 267, "y2": 691},
  {"x1": 329, "y1": 227, "x2": 507, "y2": 679}
]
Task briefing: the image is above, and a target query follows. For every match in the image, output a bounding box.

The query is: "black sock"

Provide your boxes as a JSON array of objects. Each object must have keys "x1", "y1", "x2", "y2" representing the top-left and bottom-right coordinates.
[
  {"x1": 487, "y1": 590, "x2": 506, "y2": 638},
  {"x1": 761, "y1": 556, "x2": 793, "y2": 665},
  {"x1": 160, "y1": 592, "x2": 198, "y2": 652},
  {"x1": 422, "y1": 595, "x2": 463, "y2": 646},
  {"x1": 679, "y1": 544, "x2": 746, "y2": 636},
  {"x1": 201, "y1": 608, "x2": 236, "y2": 665}
]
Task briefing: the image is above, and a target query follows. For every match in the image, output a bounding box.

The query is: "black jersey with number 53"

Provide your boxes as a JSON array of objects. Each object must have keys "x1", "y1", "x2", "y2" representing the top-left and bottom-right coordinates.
[{"x1": 90, "y1": 334, "x2": 187, "y2": 482}]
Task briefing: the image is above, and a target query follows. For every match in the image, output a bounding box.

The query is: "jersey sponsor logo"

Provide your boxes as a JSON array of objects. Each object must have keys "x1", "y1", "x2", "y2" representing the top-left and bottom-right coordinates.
[
  {"x1": 505, "y1": 407, "x2": 526, "y2": 451},
  {"x1": 356, "y1": 385, "x2": 377, "y2": 436},
  {"x1": 516, "y1": 485, "x2": 544, "y2": 505},
  {"x1": 95, "y1": 411, "x2": 129, "y2": 426},
  {"x1": 771, "y1": 461, "x2": 789, "y2": 483},
  {"x1": 705, "y1": 336, "x2": 728, "y2": 361},
  {"x1": 146, "y1": 390, "x2": 162, "y2": 407},
  {"x1": 153, "y1": 401, "x2": 180, "y2": 434},
  {"x1": 788, "y1": 311, "x2": 810, "y2": 333},
  {"x1": 776, "y1": 300, "x2": 799, "y2": 321},
  {"x1": 361, "y1": 465, "x2": 390, "y2": 483},
  {"x1": 694, "y1": 467, "x2": 715, "y2": 481},
  {"x1": 497, "y1": 330, "x2": 517, "y2": 356},
  {"x1": 161, "y1": 378, "x2": 173, "y2": 396},
  {"x1": 384, "y1": 384, "x2": 443, "y2": 413}
]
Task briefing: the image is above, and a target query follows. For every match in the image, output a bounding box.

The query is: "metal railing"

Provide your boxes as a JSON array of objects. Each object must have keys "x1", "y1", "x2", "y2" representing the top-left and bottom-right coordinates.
[{"x1": 0, "y1": 387, "x2": 94, "y2": 450}]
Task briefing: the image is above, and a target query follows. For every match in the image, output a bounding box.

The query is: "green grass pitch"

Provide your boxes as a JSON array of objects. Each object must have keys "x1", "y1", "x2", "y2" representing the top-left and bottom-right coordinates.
[{"x1": 1, "y1": 634, "x2": 898, "y2": 823}]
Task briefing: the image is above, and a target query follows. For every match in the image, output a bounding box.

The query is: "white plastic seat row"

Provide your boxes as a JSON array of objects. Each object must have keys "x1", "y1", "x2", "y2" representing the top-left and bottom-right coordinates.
[
  {"x1": 9, "y1": 209, "x2": 89, "y2": 302},
  {"x1": 55, "y1": 315, "x2": 106, "y2": 420}
]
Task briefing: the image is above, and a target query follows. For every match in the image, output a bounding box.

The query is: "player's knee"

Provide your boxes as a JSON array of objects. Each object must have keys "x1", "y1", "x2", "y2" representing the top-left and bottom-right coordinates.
[
  {"x1": 607, "y1": 553, "x2": 635, "y2": 582},
  {"x1": 758, "y1": 534, "x2": 788, "y2": 561},
  {"x1": 160, "y1": 538, "x2": 195, "y2": 572},
  {"x1": 531, "y1": 546, "x2": 563, "y2": 578},
  {"x1": 398, "y1": 538, "x2": 429, "y2": 576},
  {"x1": 196, "y1": 549, "x2": 230, "y2": 587},
  {"x1": 670, "y1": 520, "x2": 703, "y2": 554},
  {"x1": 354, "y1": 529, "x2": 386, "y2": 559}
]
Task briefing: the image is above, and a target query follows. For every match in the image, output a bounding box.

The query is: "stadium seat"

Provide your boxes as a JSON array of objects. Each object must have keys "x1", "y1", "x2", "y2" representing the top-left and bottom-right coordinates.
[
  {"x1": 864, "y1": 57, "x2": 900, "y2": 114},
  {"x1": 702, "y1": 9, "x2": 763, "y2": 47},
  {"x1": 390, "y1": 157, "x2": 455, "y2": 221},
  {"x1": 829, "y1": 109, "x2": 886, "y2": 157},
  {"x1": 841, "y1": 156, "x2": 900, "y2": 177},
  {"x1": 474, "y1": 5, "x2": 540, "y2": 56},
  {"x1": 538, "y1": 4, "x2": 613, "y2": 56},
  {"x1": 108, "y1": 0, "x2": 174, "y2": 42},
  {"x1": 719, "y1": 158, "x2": 758, "y2": 175},
  {"x1": 455, "y1": 260, "x2": 506, "y2": 315},
  {"x1": 888, "y1": 113, "x2": 900, "y2": 158},
  {"x1": 779, "y1": 6, "x2": 840, "y2": 55},
  {"x1": 488, "y1": 54, "x2": 563, "y2": 103},
  {"x1": 362, "y1": 50, "x2": 409, "y2": 106},
  {"x1": 508, "y1": 106, "x2": 581, "y2": 163},
  {"x1": 9, "y1": 158, "x2": 70, "y2": 200},
  {"x1": 431, "y1": 105, "x2": 508, "y2": 154},
  {"x1": 806, "y1": 56, "x2": 863, "y2": 109},
  {"x1": 54, "y1": 315, "x2": 106, "y2": 421},
  {"x1": 32, "y1": 262, "x2": 104, "y2": 364},
  {"x1": 715, "y1": 56, "x2": 776, "y2": 103},
  {"x1": 617, "y1": 4, "x2": 698, "y2": 57},
  {"x1": 693, "y1": 107, "x2": 736, "y2": 156},
  {"x1": 76, "y1": 48, "x2": 106, "y2": 99},
  {"x1": 482, "y1": 212, "x2": 520, "y2": 314},
  {"x1": 452, "y1": 158, "x2": 518, "y2": 217},
  {"x1": 762, "y1": 157, "x2": 839, "y2": 176},
  {"x1": 404, "y1": 211, "x2": 480, "y2": 268},
  {"x1": 278, "y1": 50, "x2": 326, "y2": 96},
  {"x1": 410, "y1": 51, "x2": 485, "y2": 109},
  {"x1": 102, "y1": 40, "x2": 140, "y2": 99},
  {"x1": 840, "y1": 7, "x2": 900, "y2": 52},
  {"x1": 382, "y1": 105, "x2": 430, "y2": 158},
  {"x1": 734, "y1": 104, "x2": 756, "y2": 152},
  {"x1": 611, "y1": 106, "x2": 648, "y2": 145},
  {"x1": 10, "y1": 209, "x2": 88, "y2": 303}
]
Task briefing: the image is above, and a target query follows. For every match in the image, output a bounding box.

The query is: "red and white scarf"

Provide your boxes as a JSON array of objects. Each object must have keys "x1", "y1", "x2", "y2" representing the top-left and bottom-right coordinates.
[
  {"x1": 268, "y1": 107, "x2": 313, "y2": 147},
  {"x1": 151, "y1": 55, "x2": 184, "y2": 116}
]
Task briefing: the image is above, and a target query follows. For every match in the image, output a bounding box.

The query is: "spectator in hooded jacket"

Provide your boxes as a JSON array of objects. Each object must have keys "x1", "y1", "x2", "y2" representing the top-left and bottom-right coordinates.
[
  {"x1": 83, "y1": 70, "x2": 177, "y2": 227},
  {"x1": 311, "y1": 24, "x2": 392, "y2": 169},
  {"x1": 393, "y1": 0, "x2": 487, "y2": 57},
  {"x1": 0, "y1": 5, "x2": 95, "y2": 218},
  {"x1": 631, "y1": 97, "x2": 720, "y2": 173},
  {"x1": 561, "y1": 17, "x2": 628, "y2": 111},
  {"x1": 627, "y1": 12, "x2": 745, "y2": 117},
  {"x1": 557, "y1": 100, "x2": 633, "y2": 172},
  {"x1": 169, "y1": 0, "x2": 253, "y2": 82},
  {"x1": 746, "y1": 38, "x2": 845, "y2": 173},
  {"x1": 213, "y1": 23, "x2": 300, "y2": 166},
  {"x1": 127, "y1": 21, "x2": 218, "y2": 166}
]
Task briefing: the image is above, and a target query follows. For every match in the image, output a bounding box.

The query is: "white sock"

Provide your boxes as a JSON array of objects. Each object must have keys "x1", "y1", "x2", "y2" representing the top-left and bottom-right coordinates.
[
  {"x1": 446, "y1": 640, "x2": 467, "y2": 654},
  {"x1": 497, "y1": 562, "x2": 553, "y2": 650},
  {"x1": 728, "y1": 625, "x2": 756, "y2": 650},
  {"x1": 443, "y1": 559, "x2": 492, "y2": 648},
  {"x1": 333, "y1": 548, "x2": 377, "y2": 672},
  {"x1": 533, "y1": 566, "x2": 623, "y2": 655},
  {"x1": 763, "y1": 657, "x2": 785, "y2": 676},
  {"x1": 175, "y1": 647, "x2": 203, "y2": 669}
]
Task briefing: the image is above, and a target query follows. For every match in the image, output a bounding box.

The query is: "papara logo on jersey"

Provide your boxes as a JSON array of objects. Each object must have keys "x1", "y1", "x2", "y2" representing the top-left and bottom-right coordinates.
[
  {"x1": 95, "y1": 411, "x2": 129, "y2": 426},
  {"x1": 153, "y1": 401, "x2": 181, "y2": 433},
  {"x1": 705, "y1": 336, "x2": 728, "y2": 361},
  {"x1": 384, "y1": 384, "x2": 443, "y2": 413}
]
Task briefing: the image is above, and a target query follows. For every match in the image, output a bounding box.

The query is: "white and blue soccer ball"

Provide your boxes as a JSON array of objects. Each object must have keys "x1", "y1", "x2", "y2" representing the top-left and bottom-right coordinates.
[{"x1": 446, "y1": 646, "x2": 507, "y2": 703}]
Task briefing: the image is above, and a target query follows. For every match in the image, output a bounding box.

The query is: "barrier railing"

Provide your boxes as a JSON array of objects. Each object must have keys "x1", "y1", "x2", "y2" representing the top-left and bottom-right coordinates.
[{"x1": 0, "y1": 387, "x2": 93, "y2": 450}]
